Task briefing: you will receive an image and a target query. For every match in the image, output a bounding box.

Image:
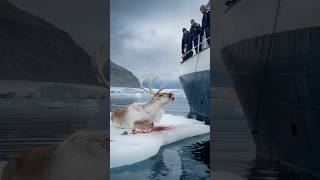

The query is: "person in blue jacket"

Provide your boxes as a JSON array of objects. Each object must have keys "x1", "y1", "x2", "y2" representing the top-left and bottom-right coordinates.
[
  {"x1": 200, "y1": 5, "x2": 210, "y2": 46},
  {"x1": 181, "y1": 28, "x2": 193, "y2": 61},
  {"x1": 190, "y1": 19, "x2": 202, "y2": 53}
]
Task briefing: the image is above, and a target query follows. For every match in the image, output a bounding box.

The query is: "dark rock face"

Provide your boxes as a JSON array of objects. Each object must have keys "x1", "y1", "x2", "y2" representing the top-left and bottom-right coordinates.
[
  {"x1": 0, "y1": 0, "x2": 98, "y2": 85},
  {"x1": 110, "y1": 61, "x2": 139, "y2": 88}
]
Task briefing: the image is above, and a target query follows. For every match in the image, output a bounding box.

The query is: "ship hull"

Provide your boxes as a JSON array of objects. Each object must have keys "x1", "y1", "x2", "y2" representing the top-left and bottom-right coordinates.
[
  {"x1": 215, "y1": 0, "x2": 320, "y2": 177},
  {"x1": 222, "y1": 26, "x2": 320, "y2": 176},
  {"x1": 179, "y1": 48, "x2": 210, "y2": 118},
  {"x1": 179, "y1": 70, "x2": 210, "y2": 117}
]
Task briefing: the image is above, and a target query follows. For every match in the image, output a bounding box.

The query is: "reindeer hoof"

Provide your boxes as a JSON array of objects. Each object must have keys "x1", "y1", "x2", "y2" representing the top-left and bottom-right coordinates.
[
  {"x1": 121, "y1": 131, "x2": 128, "y2": 135},
  {"x1": 132, "y1": 129, "x2": 142, "y2": 133},
  {"x1": 142, "y1": 128, "x2": 152, "y2": 133},
  {"x1": 132, "y1": 128, "x2": 152, "y2": 134}
]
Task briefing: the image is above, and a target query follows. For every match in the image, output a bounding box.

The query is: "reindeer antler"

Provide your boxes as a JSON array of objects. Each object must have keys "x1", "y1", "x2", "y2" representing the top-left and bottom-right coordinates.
[
  {"x1": 155, "y1": 84, "x2": 166, "y2": 94},
  {"x1": 140, "y1": 77, "x2": 167, "y2": 95},
  {"x1": 139, "y1": 77, "x2": 157, "y2": 95}
]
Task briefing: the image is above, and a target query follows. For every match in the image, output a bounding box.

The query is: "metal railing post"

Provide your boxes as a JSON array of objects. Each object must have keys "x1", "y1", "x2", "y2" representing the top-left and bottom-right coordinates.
[
  {"x1": 197, "y1": 34, "x2": 200, "y2": 53},
  {"x1": 182, "y1": 28, "x2": 210, "y2": 62}
]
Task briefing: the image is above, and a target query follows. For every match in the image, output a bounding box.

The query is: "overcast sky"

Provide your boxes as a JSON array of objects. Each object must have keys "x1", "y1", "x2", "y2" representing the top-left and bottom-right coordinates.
[
  {"x1": 111, "y1": 0, "x2": 208, "y2": 84},
  {"x1": 9, "y1": 0, "x2": 218, "y2": 87}
]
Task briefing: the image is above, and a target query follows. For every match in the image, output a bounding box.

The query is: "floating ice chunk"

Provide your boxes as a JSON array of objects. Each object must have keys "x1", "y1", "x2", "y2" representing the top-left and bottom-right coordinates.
[
  {"x1": 110, "y1": 87, "x2": 186, "y2": 98},
  {"x1": 110, "y1": 113, "x2": 210, "y2": 168},
  {"x1": 110, "y1": 87, "x2": 142, "y2": 94},
  {"x1": 110, "y1": 87, "x2": 143, "y2": 97}
]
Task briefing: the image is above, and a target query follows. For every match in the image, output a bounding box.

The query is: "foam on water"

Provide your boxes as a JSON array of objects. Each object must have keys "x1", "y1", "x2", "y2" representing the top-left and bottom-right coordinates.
[{"x1": 110, "y1": 113, "x2": 209, "y2": 168}]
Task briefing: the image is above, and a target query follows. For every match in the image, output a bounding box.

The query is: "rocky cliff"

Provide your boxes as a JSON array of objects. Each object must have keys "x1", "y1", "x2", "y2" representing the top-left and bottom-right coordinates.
[
  {"x1": 0, "y1": 0, "x2": 98, "y2": 85},
  {"x1": 110, "y1": 61, "x2": 139, "y2": 88}
]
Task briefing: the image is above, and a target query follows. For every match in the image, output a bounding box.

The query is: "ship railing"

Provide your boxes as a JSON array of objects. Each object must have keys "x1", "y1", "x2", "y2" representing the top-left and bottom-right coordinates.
[{"x1": 182, "y1": 27, "x2": 210, "y2": 62}]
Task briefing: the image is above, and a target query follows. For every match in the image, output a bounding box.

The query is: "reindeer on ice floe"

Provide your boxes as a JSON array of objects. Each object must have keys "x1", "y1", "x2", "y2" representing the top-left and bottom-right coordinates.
[{"x1": 111, "y1": 78, "x2": 175, "y2": 132}]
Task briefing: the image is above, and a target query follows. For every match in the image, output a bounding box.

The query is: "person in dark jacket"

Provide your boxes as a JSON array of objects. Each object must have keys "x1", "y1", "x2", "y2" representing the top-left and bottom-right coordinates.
[
  {"x1": 200, "y1": 5, "x2": 210, "y2": 46},
  {"x1": 181, "y1": 28, "x2": 193, "y2": 61},
  {"x1": 190, "y1": 19, "x2": 202, "y2": 53}
]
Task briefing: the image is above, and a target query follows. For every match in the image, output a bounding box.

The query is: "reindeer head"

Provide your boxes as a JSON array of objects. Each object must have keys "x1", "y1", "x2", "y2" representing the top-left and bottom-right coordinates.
[{"x1": 140, "y1": 78, "x2": 175, "y2": 105}]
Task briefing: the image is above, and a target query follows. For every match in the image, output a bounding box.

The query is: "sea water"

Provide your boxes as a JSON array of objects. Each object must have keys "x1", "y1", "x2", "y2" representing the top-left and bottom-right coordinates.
[
  {"x1": 110, "y1": 87, "x2": 210, "y2": 180},
  {"x1": 212, "y1": 97, "x2": 319, "y2": 180},
  {"x1": 0, "y1": 98, "x2": 106, "y2": 175},
  {"x1": 0, "y1": 88, "x2": 210, "y2": 179}
]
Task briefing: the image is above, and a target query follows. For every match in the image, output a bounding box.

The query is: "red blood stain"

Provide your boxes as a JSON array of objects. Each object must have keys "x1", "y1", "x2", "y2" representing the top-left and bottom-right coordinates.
[
  {"x1": 151, "y1": 126, "x2": 172, "y2": 132},
  {"x1": 131, "y1": 126, "x2": 174, "y2": 134}
]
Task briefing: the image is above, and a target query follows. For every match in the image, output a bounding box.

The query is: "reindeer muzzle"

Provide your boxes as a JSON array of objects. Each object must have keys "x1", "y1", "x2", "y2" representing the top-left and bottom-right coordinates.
[{"x1": 170, "y1": 93, "x2": 175, "y2": 101}]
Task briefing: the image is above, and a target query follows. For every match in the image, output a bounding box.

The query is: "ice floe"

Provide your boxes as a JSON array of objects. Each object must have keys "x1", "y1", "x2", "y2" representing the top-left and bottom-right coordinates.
[{"x1": 110, "y1": 113, "x2": 210, "y2": 168}]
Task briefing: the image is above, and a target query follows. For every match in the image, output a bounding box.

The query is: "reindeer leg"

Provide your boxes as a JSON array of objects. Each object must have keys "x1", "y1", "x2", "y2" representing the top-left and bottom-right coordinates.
[{"x1": 134, "y1": 119, "x2": 153, "y2": 133}]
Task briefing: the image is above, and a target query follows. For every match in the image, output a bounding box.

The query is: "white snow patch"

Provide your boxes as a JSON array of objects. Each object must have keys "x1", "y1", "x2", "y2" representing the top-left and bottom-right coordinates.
[{"x1": 110, "y1": 113, "x2": 209, "y2": 168}]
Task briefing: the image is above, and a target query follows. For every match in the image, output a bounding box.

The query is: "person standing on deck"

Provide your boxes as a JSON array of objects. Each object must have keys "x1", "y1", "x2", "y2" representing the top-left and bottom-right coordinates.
[
  {"x1": 190, "y1": 19, "x2": 202, "y2": 53},
  {"x1": 181, "y1": 28, "x2": 193, "y2": 61},
  {"x1": 200, "y1": 5, "x2": 210, "y2": 46}
]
